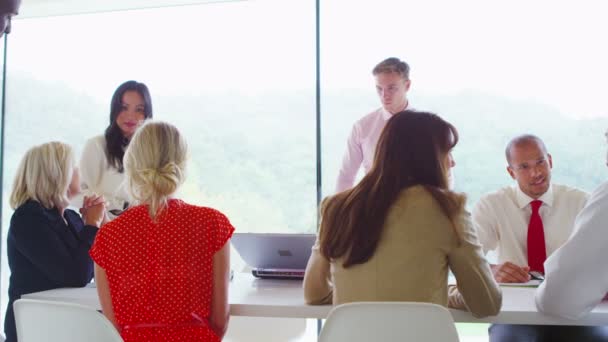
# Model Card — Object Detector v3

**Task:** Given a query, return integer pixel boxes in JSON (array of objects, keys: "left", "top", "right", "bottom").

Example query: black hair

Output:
[{"left": 104, "top": 80, "right": 153, "bottom": 172}]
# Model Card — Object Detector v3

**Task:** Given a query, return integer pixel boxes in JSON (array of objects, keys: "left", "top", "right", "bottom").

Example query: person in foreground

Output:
[
  {"left": 534, "top": 130, "right": 608, "bottom": 340},
  {"left": 4, "top": 142, "right": 105, "bottom": 342},
  {"left": 77, "top": 80, "right": 153, "bottom": 218},
  {"left": 335, "top": 57, "right": 413, "bottom": 192},
  {"left": 90, "top": 121, "right": 235, "bottom": 341},
  {"left": 304, "top": 110, "right": 501, "bottom": 318}
]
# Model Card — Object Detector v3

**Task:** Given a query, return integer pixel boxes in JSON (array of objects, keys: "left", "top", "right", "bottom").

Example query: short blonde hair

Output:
[
  {"left": 10, "top": 142, "right": 75, "bottom": 210},
  {"left": 124, "top": 121, "right": 188, "bottom": 219}
]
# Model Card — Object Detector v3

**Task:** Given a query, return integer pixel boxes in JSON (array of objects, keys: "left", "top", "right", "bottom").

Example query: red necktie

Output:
[{"left": 527, "top": 200, "right": 546, "bottom": 274}]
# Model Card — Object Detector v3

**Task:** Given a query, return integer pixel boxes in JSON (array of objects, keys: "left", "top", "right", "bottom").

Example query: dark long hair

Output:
[
  {"left": 319, "top": 110, "right": 464, "bottom": 268},
  {"left": 104, "top": 80, "right": 153, "bottom": 172}
]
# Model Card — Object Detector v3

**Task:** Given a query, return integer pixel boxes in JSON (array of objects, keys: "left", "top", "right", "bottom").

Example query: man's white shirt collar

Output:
[{"left": 515, "top": 184, "right": 555, "bottom": 209}]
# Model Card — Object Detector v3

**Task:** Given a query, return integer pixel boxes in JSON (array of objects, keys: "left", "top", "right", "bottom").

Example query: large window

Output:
[
  {"left": 320, "top": 4, "right": 608, "bottom": 337},
  {"left": 3, "top": 0, "right": 608, "bottom": 340},
  {"left": 321, "top": 0, "right": 608, "bottom": 203},
  {"left": 1, "top": 0, "right": 315, "bottom": 331}
]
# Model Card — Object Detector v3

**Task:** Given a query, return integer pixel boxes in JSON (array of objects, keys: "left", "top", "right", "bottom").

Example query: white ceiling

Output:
[{"left": 18, "top": 0, "right": 240, "bottom": 18}]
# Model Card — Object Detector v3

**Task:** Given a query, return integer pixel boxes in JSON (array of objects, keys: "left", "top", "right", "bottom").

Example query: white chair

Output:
[
  {"left": 14, "top": 299, "right": 123, "bottom": 342},
  {"left": 319, "top": 302, "right": 460, "bottom": 342}
]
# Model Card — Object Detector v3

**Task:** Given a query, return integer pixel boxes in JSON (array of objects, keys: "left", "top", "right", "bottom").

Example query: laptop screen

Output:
[{"left": 231, "top": 233, "right": 316, "bottom": 278}]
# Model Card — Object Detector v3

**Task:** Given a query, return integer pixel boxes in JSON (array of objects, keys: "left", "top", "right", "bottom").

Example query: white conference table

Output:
[{"left": 23, "top": 273, "right": 608, "bottom": 326}]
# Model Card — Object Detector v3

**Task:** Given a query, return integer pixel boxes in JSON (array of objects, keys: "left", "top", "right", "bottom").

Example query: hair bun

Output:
[{"left": 139, "top": 162, "right": 182, "bottom": 197}]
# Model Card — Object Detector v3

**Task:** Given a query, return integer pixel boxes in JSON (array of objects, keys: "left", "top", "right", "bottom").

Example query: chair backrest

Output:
[
  {"left": 319, "top": 302, "right": 460, "bottom": 342},
  {"left": 14, "top": 299, "right": 123, "bottom": 342}
]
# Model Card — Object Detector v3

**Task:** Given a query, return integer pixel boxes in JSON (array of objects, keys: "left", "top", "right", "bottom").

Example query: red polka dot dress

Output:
[{"left": 90, "top": 199, "right": 234, "bottom": 342}]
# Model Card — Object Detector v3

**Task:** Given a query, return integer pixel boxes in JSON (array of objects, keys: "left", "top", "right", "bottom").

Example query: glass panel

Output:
[
  {"left": 321, "top": 0, "right": 608, "bottom": 203},
  {"left": 1, "top": 0, "right": 315, "bottom": 325},
  {"left": 321, "top": 3, "right": 608, "bottom": 339}
]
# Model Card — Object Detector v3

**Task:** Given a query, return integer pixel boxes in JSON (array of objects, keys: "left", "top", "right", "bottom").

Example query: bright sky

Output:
[{"left": 9, "top": 0, "right": 608, "bottom": 118}]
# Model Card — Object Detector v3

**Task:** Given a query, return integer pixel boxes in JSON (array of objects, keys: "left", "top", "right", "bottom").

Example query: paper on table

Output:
[
  {"left": 448, "top": 275, "right": 541, "bottom": 287},
  {"left": 499, "top": 279, "right": 542, "bottom": 287}
]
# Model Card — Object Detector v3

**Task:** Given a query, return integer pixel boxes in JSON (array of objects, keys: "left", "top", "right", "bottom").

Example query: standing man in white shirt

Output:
[
  {"left": 335, "top": 57, "right": 412, "bottom": 192},
  {"left": 534, "top": 130, "right": 608, "bottom": 340},
  {"left": 472, "top": 134, "right": 600, "bottom": 341}
]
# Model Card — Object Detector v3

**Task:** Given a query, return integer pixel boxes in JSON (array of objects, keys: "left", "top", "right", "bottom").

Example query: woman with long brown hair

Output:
[{"left": 304, "top": 110, "right": 501, "bottom": 318}]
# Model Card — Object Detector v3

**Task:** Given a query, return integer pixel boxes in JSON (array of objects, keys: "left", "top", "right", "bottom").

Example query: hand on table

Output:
[{"left": 491, "top": 262, "right": 531, "bottom": 283}]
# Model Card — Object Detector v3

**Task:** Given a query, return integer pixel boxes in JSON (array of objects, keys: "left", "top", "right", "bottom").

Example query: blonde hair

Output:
[
  {"left": 10, "top": 142, "right": 75, "bottom": 210},
  {"left": 124, "top": 121, "right": 188, "bottom": 219}
]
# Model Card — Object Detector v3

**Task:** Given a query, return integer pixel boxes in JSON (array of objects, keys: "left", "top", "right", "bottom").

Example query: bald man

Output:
[{"left": 473, "top": 134, "right": 608, "bottom": 342}]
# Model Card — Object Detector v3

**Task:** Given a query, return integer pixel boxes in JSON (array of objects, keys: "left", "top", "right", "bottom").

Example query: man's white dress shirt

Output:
[
  {"left": 536, "top": 181, "right": 608, "bottom": 319},
  {"left": 472, "top": 184, "right": 588, "bottom": 266}
]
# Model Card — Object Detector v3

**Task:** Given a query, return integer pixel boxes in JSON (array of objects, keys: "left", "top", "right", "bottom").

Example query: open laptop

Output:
[{"left": 231, "top": 233, "right": 316, "bottom": 279}]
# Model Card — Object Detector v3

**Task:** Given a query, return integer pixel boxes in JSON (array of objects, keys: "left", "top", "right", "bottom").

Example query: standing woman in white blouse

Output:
[{"left": 78, "top": 80, "right": 153, "bottom": 218}]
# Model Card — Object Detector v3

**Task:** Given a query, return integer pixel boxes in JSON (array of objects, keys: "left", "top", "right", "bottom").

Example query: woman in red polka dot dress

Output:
[{"left": 90, "top": 121, "right": 234, "bottom": 341}]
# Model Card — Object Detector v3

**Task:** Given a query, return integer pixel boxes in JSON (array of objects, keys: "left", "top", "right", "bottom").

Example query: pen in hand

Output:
[{"left": 529, "top": 271, "right": 545, "bottom": 281}]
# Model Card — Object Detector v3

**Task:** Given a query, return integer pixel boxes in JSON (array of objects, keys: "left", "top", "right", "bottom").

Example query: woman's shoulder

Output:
[
  {"left": 12, "top": 200, "right": 58, "bottom": 219},
  {"left": 388, "top": 187, "right": 467, "bottom": 243},
  {"left": 400, "top": 185, "right": 464, "bottom": 202},
  {"left": 81, "top": 135, "right": 108, "bottom": 161},
  {"left": 9, "top": 201, "right": 59, "bottom": 232},
  {"left": 396, "top": 185, "right": 435, "bottom": 205},
  {"left": 169, "top": 200, "right": 231, "bottom": 222},
  {"left": 113, "top": 201, "right": 225, "bottom": 219},
  {"left": 119, "top": 203, "right": 149, "bottom": 218},
  {"left": 185, "top": 202, "right": 227, "bottom": 217},
  {"left": 83, "top": 134, "right": 106, "bottom": 148},
  {"left": 111, "top": 201, "right": 232, "bottom": 228},
  {"left": 394, "top": 185, "right": 466, "bottom": 218},
  {"left": 94, "top": 206, "right": 146, "bottom": 243}
]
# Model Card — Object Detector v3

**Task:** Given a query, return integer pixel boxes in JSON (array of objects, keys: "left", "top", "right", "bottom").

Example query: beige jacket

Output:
[{"left": 303, "top": 186, "right": 502, "bottom": 318}]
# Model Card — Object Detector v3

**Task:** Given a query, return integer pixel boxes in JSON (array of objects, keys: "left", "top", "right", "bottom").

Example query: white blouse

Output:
[{"left": 75, "top": 135, "right": 131, "bottom": 216}]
